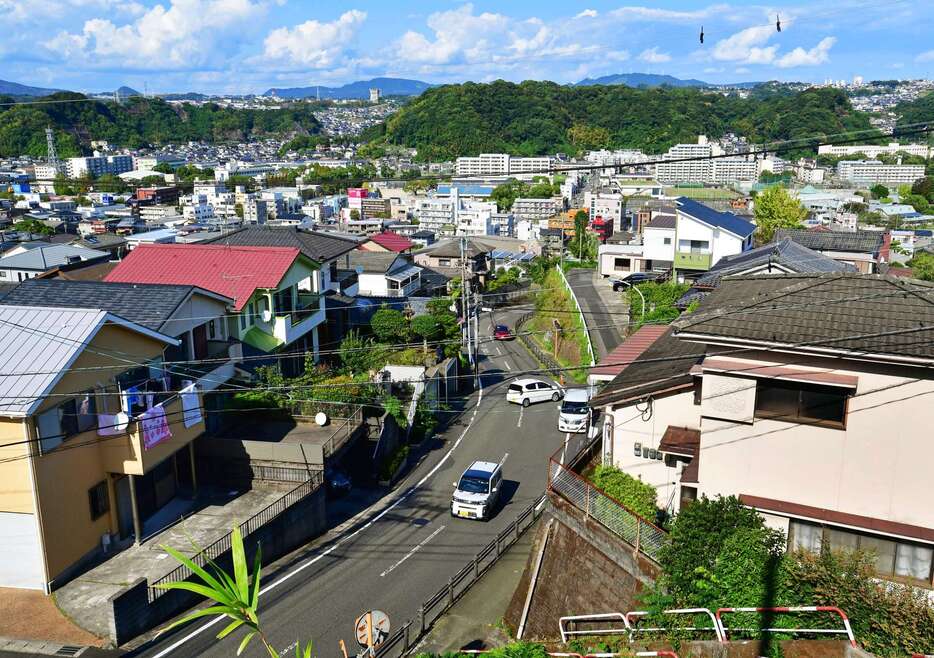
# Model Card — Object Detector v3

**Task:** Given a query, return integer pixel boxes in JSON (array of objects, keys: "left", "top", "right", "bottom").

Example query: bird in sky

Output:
[{"left": 699, "top": 25, "right": 705, "bottom": 44}]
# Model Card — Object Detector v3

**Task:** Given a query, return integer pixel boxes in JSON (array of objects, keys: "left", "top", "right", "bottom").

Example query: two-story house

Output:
[
  {"left": 105, "top": 244, "right": 327, "bottom": 375},
  {"left": 0, "top": 305, "right": 207, "bottom": 591},
  {"left": 0, "top": 279, "right": 238, "bottom": 397},
  {"left": 606, "top": 198, "right": 756, "bottom": 279},
  {"left": 591, "top": 273, "right": 934, "bottom": 589},
  {"left": 347, "top": 251, "right": 423, "bottom": 298}
]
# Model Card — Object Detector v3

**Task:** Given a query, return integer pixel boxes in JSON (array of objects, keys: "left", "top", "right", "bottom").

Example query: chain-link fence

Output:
[{"left": 548, "top": 458, "right": 666, "bottom": 562}]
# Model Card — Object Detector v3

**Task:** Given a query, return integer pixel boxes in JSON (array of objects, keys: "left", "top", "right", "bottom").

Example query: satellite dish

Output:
[{"left": 315, "top": 412, "right": 329, "bottom": 426}]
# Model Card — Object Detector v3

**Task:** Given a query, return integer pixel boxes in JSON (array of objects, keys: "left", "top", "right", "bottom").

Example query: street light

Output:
[{"left": 617, "top": 279, "right": 646, "bottom": 323}]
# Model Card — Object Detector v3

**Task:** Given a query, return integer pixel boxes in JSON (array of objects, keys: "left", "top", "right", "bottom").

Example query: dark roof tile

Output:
[{"left": 201, "top": 226, "right": 357, "bottom": 262}]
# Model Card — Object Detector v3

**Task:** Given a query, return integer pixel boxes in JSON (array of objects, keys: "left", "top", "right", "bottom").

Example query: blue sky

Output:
[{"left": 3, "top": 0, "right": 933, "bottom": 94}]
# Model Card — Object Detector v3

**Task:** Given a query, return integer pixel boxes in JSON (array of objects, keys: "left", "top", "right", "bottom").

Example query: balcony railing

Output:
[{"left": 674, "top": 251, "right": 712, "bottom": 270}]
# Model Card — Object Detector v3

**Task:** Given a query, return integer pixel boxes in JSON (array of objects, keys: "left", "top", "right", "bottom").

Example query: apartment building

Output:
[
  {"left": 0, "top": 306, "right": 207, "bottom": 590},
  {"left": 416, "top": 188, "right": 498, "bottom": 236},
  {"left": 454, "top": 154, "right": 553, "bottom": 177},
  {"left": 64, "top": 155, "right": 134, "bottom": 179},
  {"left": 818, "top": 142, "right": 932, "bottom": 159},
  {"left": 592, "top": 273, "right": 934, "bottom": 589},
  {"left": 710, "top": 156, "right": 759, "bottom": 184},
  {"left": 655, "top": 136, "right": 722, "bottom": 184},
  {"left": 585, "top": 190, "right": 625, "bottom": 231},
  {"left": 836, "top": 160, "right": 925, "bottom": 185},
  {"left": 512, "top": 197, "right": 561, "bottom": 221}
]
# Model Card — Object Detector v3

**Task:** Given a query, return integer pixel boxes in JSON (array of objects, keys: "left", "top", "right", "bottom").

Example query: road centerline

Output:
[{"left": 380, "top": 524, "right": 446, "bottom": 578}]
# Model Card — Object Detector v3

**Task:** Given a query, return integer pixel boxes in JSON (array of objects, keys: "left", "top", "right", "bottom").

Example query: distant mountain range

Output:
[
  {"left": 575, "top": 72, "right": 764, "bottom": 89},
  {"left": 264, "top": 77, "right": 434, "bottom": 99},
  {"left": 0, "top": 79, "right": 62, "bottom": 97}
]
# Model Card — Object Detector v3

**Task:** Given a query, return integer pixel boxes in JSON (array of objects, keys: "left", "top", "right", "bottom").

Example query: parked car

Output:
[
  {"left": 611, "top": 272, "right": 661, "bottom": 291},
  {"left": 451, "top": 460, "right": 503, "bottom": 521},
  {"left": 325, "top": 467, "right": 352, "bottom": 496},
  {"left": 506, "top": 377, "right": 564, "bottom": 407},
  {"left": 493, "top": 324, "right": 513, "bottom": 340}
]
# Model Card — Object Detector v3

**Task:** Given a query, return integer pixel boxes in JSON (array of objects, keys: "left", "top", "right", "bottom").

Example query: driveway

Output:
[{"left": 564, "top": 269, "right": 627, "bottom": 360}]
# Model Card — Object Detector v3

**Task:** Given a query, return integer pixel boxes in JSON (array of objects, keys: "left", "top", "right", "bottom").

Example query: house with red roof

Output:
[
  {"left": 105, "top": 244, "right": 326, "bottom": 370},
  {"left": 357, "top": 230, "right": 414, "bottom": 254}
]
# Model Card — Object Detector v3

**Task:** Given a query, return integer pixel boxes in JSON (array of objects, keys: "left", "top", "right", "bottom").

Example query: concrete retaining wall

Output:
[{"left": 108, "top": 484, "right": 327, "bottom": 645}]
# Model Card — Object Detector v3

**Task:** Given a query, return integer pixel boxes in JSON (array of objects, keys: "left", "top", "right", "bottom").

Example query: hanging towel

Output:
[
  {"left": 140, "top": 405, "right": 172, "bottom": 450},
  {"left": 97, "top": 412, "right": 129, "bottom": 436},
  {"left": 180, "top": 382, "right": 203, "bottom": 428}
]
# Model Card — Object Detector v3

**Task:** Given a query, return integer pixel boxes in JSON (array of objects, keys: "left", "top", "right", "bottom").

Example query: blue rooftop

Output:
[
  {"left": 676, "top": 197, "right": 755, "bottom": 238},
  {"left": 438, "top": 184, "right": 494, "bottom": 197}
]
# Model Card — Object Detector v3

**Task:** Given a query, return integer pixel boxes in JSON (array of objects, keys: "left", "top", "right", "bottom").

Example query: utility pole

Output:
[{"left": 461, "top": 237, "right": 473, "bottom": 371}]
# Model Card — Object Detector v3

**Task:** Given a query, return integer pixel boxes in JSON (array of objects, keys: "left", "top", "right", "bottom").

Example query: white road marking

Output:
[
  {"left": 499, "top": 452, "right": 510, "bottom": 467},
  {"left": 496, "top": 346, "right": 503, "bottom": 356},
  {"left": 561, "top": 433, "right": 571, "bottom": 464},
  {"left": 380, "top": 525, "right": 446, "bottom": 578},
  {"left": 149, "top": 355, "right": 488, "bottom": 657},
  {"left": 517, "top": 405, "right": 523, "bottom": 428},
  {"left": 503, "top": 360, "right": 512, "bottom": 371}
]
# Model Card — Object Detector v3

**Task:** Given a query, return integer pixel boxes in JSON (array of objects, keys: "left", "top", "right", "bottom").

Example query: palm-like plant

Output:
[{"left": 155, "top": 527, "right": 312, "bottom": 658}]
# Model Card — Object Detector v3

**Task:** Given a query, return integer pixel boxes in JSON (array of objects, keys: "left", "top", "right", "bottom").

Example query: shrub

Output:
[
  {"left": 338, "top": 330, "right": 385, "bottom": 374},
  {"left": 411, "top": 314, "right": 444, "bottom": 342},
  {"left": 371, "top": 307, "right": 409, "bottom": 343},
  {"left": 589, "top": 465, "right": 658, "bottom": 520}
]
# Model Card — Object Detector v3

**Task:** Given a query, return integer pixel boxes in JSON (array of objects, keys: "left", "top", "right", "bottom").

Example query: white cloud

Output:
[
  {"left": 638, "top": 47, "right": 671, "bottom": 63},
  {"left": 775, "top": 36, "right": 835, "bottom": 68},
  {"left": 916, "top": 50, "right": 934, "bottom": 63},
  {"left": 263, "top": 10, "right": 366, "bottom": 67},
  {"left": 45, "top": 0, "right": 266, "bottom": 68},
  {"left": 609, "top": 5, "right": 724, "bottom": 22},
  {"left": 575, "top": 9, "right": 598, "bottom": 19},
  {"left": 712, "top": 24, "right": 778, "bottom": 64}
]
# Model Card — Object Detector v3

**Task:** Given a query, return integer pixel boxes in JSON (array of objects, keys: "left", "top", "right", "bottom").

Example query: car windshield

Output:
[
  {"left": 458, "top": 475, "right": 490, "bottom": 493},
  {"left": 561, "top": 401, "right": 589, "bottom": 414},
  {"left": 496, "top": 325, "right": 508, "bottom": 332}
]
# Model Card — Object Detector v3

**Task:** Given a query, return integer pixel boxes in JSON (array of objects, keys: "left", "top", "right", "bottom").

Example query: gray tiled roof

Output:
[
  {"left": 0, "top": 279, "right": 227, "bottom": 333},
  {"left": 674, "top": 273, "right": 934, "bottom": 361},
  {"left": 695, "top": 238, "right": 855, "bottom": 287},
  {"left": 0, "top": 244, "right": 109, "bottom": 271},
  {"left": 347, "top": 251, "right": 402, "bottom": 273},
  {"left": 201, "top": 226, "right": 357, "bottom": 262},
  {"left": 644, "top": 214, "right": 676, "bottom": 229},
  {"left": 776, "top": 228, "right": 884, "bottom": 255}
]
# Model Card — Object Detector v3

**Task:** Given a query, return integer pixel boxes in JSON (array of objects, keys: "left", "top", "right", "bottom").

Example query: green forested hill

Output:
[
  {"left": 0, "top": 92, "right": 322, "bottom": 157},
  {"left": 363, "top": 80, "right": 876, "bottom": 160},
  {"left": 895, "top": 91, "right": 934, "bottom": 129}
]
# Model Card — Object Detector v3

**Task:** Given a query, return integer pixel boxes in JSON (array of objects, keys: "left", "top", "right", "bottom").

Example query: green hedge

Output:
[{"left": 589, "top": 465, "right": 657, "bottom": 520}]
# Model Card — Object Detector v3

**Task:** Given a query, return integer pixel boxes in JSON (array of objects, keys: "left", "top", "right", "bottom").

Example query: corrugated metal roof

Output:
[
  {"left": 676, "top": 197, "right": 755, "bottom": 238},
  {"left": 590, "top": 325, "right": 668, "bottom": 377},
  {"left": 0, "top": 245, "right": 109, "bottom": 271},
  {"left": 0, "top": 306, "right": 175, "bottom": 417}
]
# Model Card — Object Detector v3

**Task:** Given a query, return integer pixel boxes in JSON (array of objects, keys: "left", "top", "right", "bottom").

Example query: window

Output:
[
  {"left": 239, "top": 313, "right": 246, "bottom": 331},
  {"left": 36, "top": 398, "right": 82, "bottom": 454},
  {"left": 0, "top": 271, "right": 6, "bottom": 278},
  {"left": 791, "top": 520, "right": 933, "bottom": 583},
  {"left": 754, "top": 379, "right": 849, "bottom": 427},
  {"left": 88, "top": 481, "right": 109, "bottom": 520},
  {"left": 614, "top": 258, "right": 631, "bottom": 271},
  {"left": 663, "top": 237, "right": 671, "bottom": 245}
]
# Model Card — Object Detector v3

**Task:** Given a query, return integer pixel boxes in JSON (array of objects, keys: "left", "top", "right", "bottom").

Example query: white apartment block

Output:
[
  {"left": 415, "top": 188, "right": 498, "bottom": 236},
  {"left": 585, "top": 191, "right": 625, "bottom": 231},
  {"left": 655, "top": 136, "right": 723, "bottom": 184},
  {"left": 454, "top": 154, "right": 553, "bottom": 177},
  {"left": 818, "top": 142, "right": 932, "bottom": 159},
  {"left": 64, "top": 155, "right": 133, "bottom": 178},
  {"left": 585, "top": 149, "right": 649, "bottom": 166},
  {"left": 710, "top": 156, "right": 759, "bottom": 184},
  {"left": 835, "top": 160, "right": 925, "bottom": 186},
  {"left": 33, "top": 164, "right": 59, "bottom": 181},
  {"left": 511, "top": 197, "right": 561, "bottom": 220}
]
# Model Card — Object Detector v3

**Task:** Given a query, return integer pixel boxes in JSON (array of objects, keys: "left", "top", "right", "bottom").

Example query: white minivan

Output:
[
  {"left": 451, "top": 460, "right": 503, "bottom": 521},
  {"left": 506, "top": 377, "right": 564, "bottom": 407},
  {"left": 558, "top": 388, "right": 591, "bottom": 433}
]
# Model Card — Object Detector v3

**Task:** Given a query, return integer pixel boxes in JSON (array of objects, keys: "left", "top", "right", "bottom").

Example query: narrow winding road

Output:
[
  {"left": 130, "top": 307, "right": 570, "bottom": 658},
  {"left": 564, "top": 269, "right": 625, "bottom": 360}
]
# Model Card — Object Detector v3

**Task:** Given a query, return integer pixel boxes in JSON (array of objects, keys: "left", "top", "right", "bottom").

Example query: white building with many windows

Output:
[
  {"left": 454, "top": 154, "right": 553, "bottom": 176},
  {"left": 818, "top": 142, "right": 932, "bottom": 159},
  {"left": 64, "top": 155, "right": 133, "bottom": 178},
  {"left": 655, "top": 136, "right": 723, "bottom": 184},
  {"left": 835, "top": 160, "right": 925, "bottom": 185}
]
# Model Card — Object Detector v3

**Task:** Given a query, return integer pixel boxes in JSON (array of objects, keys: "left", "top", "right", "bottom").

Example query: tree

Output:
[
  {"left": 908, "top": 252, "right": 934, "bottom": 281},
  {"left": 234, "top": 203, "right": 244, "bottom": 219},
  {"left": 410, "top": 315, "right": 443, "bottom": 352},
  {"left": 753, "top": 185, "right": 807, "bottom": 245},
  {"left": 13, "top": 218, "right": 53, "bottom": 237},
  {"left": 911, "top": 176, "right": 934, "bottom": 202},
  {"left": 370, "top": 307, "right": 408, "bottom": 343},
  {"left": 152, "top": 162, "right": 174, "bottom": 174},
  {"left": 349, "top": 208, "right": 360, "bottom": 220},
  {"left": 338, "top": 330, "right": 379, "bottom": 374},
  {"left": 904, "top": 194, "right": 930, "bottom": 214},
  {"left": 870, "top": 183, "right": 889, "bottom": 200},
  {"left": 491, "top": 179, "right": 526, "bottom": 212}
]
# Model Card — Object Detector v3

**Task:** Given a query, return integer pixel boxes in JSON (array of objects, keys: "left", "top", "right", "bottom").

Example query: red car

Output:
[{"left": 493, "top": 324, "right": 513, "bottom": 340}]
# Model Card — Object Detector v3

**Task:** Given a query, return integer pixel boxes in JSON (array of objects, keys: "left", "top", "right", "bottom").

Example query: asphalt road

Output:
[
  {"left": 564, "top": 269, "right": 624, "bottom": 360},
  {"left": 129, "top": 307, "right": 570, "bottom": 658}
]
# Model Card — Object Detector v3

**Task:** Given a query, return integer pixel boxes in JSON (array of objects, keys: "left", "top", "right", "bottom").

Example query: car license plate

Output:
[{"left": 458, "top": 510, "right": 471, "bottom": 518}]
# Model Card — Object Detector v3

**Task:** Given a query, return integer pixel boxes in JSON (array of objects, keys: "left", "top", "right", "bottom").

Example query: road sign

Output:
[{"left": 355, "top": 610, "right": 390, "bottom": 649}]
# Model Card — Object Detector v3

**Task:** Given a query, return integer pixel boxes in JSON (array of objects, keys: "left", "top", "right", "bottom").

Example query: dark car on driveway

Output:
[{"left": 611, "top": 272, "right": 661, "bottom": 291}]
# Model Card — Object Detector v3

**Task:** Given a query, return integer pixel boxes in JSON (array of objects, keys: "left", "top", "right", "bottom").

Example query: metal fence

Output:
[
  {"left": 147, "top": 476, "right": 320, "bottom": 602},
  {"left": 555, "top": 265, "right": 595, "bottom": 367},
  {"left": 287, "top": 403, "right": 364, "bottom": 458},
  {"left": 374, "top": 497, "right": 546, "bottom": 658},
  {"left": 516, "top": 311, "right": 562, "bottom": 375},
  {"left": 548, "top": 458, "right": 667, "bottom": 563}
]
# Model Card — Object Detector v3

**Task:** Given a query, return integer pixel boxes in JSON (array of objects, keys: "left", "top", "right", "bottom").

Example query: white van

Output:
[
  {"left": 558, "top": 388, "right": 591, "bottom": 433},
  {"left": 451, "top": 460, "right": 503, "bottom": 521}
]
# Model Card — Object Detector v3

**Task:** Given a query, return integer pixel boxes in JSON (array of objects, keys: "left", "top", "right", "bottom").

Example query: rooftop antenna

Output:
[{"left": 45, "top": 126, "right": 61, "bottom": 174}]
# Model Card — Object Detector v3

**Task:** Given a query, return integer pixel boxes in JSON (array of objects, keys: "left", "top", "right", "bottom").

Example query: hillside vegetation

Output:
[
  {"left": 0, "top": 92, "right": 322, "bottom": 157},
  {"left": 363, "top": 80, "right": 876, "bottom": 160}
]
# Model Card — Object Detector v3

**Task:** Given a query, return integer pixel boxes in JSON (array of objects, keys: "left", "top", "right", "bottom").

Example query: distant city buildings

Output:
[
  {"left": 369, "top": 88, "right": 381, "bottom": 103},
  {"left": 63, "top": 154, "right": 133, "bottom": 178},
  {"left": 835, "top": 160, "right": 926, "bottom": 185},
  {"left": 818, "top": 142, "right": 932, "bottom": 159},
  {"left": 454, "top": 154, "right": 553, "bottom": 177}
]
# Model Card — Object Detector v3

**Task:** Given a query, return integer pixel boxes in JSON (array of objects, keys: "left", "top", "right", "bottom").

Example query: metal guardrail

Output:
[
  {"left": 374, "top": 497, "right": 546, "bottom": 658},
  {"left": 555, "top": 265, "right": 595, "bottom": 367},
  {"left": 147, "top": 477, "right": 320, "bottom": 602},
  {"left": 548, "top": 457, "right": 667, "bottom": 563},
  {"left": 515, "top": 311, "right": 562, "bottom": 375}
]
